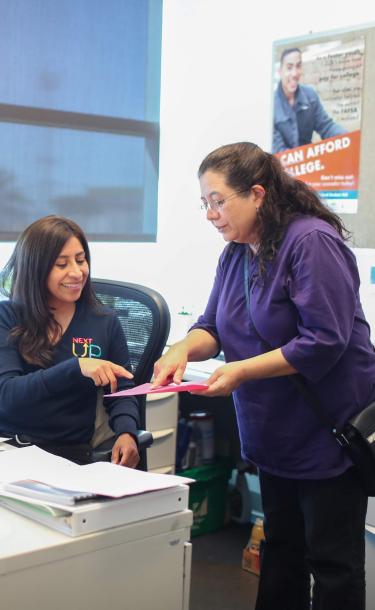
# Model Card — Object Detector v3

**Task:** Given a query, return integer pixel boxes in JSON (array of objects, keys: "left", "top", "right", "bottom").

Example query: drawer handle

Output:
[{"left": 152, "top": 428, "right": 174, "bottom": 442}]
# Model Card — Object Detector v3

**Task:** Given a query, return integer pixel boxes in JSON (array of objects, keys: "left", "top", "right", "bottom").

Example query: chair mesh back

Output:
[
  {"left": 94, "top": 293, "right": 153, "bottom": 375},
  {"left": 92, "top": 280, "right": 171, "bottom": 427}
]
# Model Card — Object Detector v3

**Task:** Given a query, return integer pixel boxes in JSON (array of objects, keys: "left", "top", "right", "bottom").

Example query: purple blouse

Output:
[{"left": 192, "top": 216, "right": 375, "bottom": 478}]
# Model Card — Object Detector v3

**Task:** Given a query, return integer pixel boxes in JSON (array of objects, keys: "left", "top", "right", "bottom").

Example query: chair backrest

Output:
[{"left": 91, "top": 279, "right": 171, "bottom": 430}]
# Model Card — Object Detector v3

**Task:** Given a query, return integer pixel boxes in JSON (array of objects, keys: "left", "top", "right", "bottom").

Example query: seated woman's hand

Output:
[
  {"left": 153, "top": 343, "right": 189, "bottom": 386},
  {"left": 78, "top": 358, "right": 133, "bottom": 393},
  {"left": 111, "top": 433, "right": 140, "bottom": 467}
]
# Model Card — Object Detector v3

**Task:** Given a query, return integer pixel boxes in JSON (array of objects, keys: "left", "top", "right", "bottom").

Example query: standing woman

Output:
[
  {"left": 0, "top": 215, "right": 140, "bottom": 467},
  {"left": 153, "top": 142, "right": 375, "bottom": 609}
]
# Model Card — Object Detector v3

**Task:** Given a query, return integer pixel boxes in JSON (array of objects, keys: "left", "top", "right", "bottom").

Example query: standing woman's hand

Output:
[
  {"left": 152, "top": 342, "right": 189, "bottom": 386},
  {"left": 78, "top": 358, "right": 133, "bottom": 393},
  {"left": 192, "top": 361, "right": 247, "bottom": 397}
]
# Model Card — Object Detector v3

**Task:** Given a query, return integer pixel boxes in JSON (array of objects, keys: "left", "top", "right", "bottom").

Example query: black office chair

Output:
[{"left": 91, "top": 279, "right": 171, "bottom": 470}]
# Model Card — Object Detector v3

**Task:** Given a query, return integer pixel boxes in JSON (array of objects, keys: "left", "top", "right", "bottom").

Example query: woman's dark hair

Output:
[
  {"left": 0, "top": 215, "right": 99, "bottom": 367},
  {"left": 198, "top": 142, "right": 349, "bottom": 271}
]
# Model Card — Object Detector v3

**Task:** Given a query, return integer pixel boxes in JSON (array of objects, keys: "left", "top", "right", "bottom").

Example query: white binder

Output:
[{"left": 0, "top": 484, "right": 190, "bottom": 537}]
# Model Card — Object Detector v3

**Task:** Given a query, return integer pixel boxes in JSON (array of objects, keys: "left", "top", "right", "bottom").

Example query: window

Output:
[{"left": 0, "top": 0, "right": 162, "bottom": 241}]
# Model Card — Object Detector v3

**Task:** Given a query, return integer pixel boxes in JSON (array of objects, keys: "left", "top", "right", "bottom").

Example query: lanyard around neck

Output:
[{"left": 243, "top": 248, "right": 258, "bottom": 311}]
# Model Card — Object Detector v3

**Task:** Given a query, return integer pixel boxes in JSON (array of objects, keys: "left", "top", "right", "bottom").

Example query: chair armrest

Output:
[{"left": 136, "top": 429, "right": 154, "bottom": 449}]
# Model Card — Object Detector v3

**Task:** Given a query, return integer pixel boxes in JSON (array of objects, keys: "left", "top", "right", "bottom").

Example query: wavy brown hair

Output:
[
  {"left": 0, "top": 215, "right": 99, "bottom": 367},
  {"left": 198, "top": 142, "right": 349, "bottom": 271}
]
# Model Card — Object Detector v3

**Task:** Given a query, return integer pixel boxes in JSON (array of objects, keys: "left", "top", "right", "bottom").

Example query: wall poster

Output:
[{"left": 272, "top": 35, "right": 365, "bottom": 213}]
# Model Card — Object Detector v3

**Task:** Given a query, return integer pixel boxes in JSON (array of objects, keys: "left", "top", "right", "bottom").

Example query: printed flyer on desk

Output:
[{"left": 272, "top": 34, "right": 365, "bottom": 213}]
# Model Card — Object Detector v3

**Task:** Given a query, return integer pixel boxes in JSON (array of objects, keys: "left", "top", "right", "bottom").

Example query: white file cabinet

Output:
[
  {"left": 0, "top": 504, "right": 192, "bottom": 610},
  {"left": 146, "top": 392, "right": 178, "bottom": 474}
]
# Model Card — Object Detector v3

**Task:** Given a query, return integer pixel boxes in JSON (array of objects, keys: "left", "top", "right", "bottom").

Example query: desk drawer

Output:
[
  {"left": 146, "top": 392, "right": 178, "bottom": 432},
  {"left": 147, "top": 427, "right": 176, "bottom": 470}
]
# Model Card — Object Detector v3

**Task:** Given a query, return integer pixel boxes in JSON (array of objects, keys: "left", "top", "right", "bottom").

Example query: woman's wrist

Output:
[{"left": 232, "top": 360, "right": 252, "bottom": 385}]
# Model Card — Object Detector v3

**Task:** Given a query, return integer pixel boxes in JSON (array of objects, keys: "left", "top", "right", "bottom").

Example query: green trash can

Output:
[{"left": 178, "top": 460, "right": 232, "bottom": 537}]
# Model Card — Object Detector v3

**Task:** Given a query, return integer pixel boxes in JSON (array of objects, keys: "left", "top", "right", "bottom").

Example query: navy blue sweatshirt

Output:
[{"left": 0, "top": 300, "right": 139, "bottom": 443}]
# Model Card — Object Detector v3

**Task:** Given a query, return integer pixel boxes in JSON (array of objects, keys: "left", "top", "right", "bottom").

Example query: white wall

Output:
[{"left": 1, "top": 0, "right": 375, "bottom": 337}]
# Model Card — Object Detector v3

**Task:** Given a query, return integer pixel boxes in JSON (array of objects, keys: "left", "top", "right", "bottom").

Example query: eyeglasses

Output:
[{"left": 200, "top": 189, "right": 250, "bottom": 212}]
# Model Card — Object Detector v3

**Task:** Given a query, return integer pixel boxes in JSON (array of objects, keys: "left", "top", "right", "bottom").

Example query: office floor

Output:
[{"left": 190, "top": 522, "right": 259, "bottom": 610}]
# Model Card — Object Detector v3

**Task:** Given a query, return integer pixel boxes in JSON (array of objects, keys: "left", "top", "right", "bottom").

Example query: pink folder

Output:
[{"left": 104, "top": 380, "right": 209, "bottom": 398}]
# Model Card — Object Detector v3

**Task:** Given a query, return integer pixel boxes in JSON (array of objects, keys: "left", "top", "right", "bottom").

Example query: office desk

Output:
[
  {"left": 183, "top": 359, "right": 242, "bottom": 463},
  {"left": 183, "top": 359, "right": 260, "bottom": 524},
  {"left": 0, "top": 498, "right": 193, "bottom": 610}
]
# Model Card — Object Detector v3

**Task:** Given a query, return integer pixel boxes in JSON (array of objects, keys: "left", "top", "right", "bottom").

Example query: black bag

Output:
[
  {"left": 339, "top": 401, "right": 375, "bottom": 495},
  {"left": 291, "top": 375, "right": 375, "bottom": 496}
]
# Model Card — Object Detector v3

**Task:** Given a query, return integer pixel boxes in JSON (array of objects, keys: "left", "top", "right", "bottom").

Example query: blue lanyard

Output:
[{"left": 243, "top": 248, "right": 258, "bottom": 311}]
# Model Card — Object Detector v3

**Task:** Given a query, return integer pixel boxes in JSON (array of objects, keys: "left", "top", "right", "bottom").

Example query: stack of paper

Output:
[
  {"left": 2, "top": 480, "right": 97, "bottom": 506},
  {"left": 0, "top": 445, "right": 193, "bottom": 497}
]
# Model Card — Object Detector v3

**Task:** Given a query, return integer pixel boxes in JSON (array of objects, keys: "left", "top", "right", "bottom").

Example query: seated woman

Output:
[{"left": 0, "top": 215, "right": 140, "bottom": 466}]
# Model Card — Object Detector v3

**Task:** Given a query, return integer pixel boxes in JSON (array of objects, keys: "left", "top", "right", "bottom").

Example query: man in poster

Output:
[{"left": 272, "top": 48, "right": 347, "bottom": 153}]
